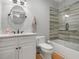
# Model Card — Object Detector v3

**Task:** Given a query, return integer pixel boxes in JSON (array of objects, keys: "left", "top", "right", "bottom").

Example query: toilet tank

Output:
[{"left": 36, "top": 36, "right": 46, "bottom": 45}]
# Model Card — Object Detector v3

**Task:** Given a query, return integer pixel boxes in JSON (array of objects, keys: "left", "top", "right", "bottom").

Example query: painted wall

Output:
[
  {"left": 29, "top": 0, "right": 57, "bottom": 39},
  {"left": 0, "top": 0, "right": 56, "bottom": 39}
]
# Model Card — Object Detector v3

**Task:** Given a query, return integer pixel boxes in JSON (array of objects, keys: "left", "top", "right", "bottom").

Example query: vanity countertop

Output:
[{"left": 0, "top": 33, "right": 36, "bottom": 39}]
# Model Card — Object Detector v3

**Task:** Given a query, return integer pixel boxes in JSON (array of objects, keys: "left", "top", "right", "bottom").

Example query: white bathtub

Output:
[
  {"left": 49, "top": 39, "right": 79, "bottom": 59},
  {"left": 52, "top": 40, "right": 79, "bottom": 51}
]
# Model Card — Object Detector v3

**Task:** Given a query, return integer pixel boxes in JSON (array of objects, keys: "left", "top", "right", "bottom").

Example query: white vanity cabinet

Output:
[
  {"left": 0, "top": 33, "right": 36, "bottom": 59},
  {"left": 19, "top": 42, "right": 36, "bottom": 59},
  {"left": 0, "top": 38, "right": 18, "bottom": 59},
  {"left": 19, "top": 36, "right": 36, "bottom": 59},
  {"left": 0, "top": 46, "right": 18, "bottom": 59}
]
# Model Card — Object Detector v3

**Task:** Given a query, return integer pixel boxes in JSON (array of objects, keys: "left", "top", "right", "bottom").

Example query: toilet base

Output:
[{"left": 42, "top": 52, "right": 52, "bottom": 59}]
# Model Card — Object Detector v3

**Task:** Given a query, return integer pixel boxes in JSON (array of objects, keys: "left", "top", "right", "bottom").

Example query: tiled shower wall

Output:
[
  {"left": 49, "top": 7, "right": 59, "bottom": 40},
  {"left": 59, "top": 1, "right": 79, "bottom": 44},
  {"left": 50, "top": 2, "right": 79, "bottom": 44}
]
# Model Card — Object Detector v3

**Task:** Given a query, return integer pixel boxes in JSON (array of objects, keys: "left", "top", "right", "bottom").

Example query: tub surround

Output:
[
  {"left": 58, "top": 1, "right": 79, "bottom": 44},
  {"left": 49, "top": 1, "right": 79, "bottom": 45},
  {"left": 49, "top": 7, "right": 59, "bottom": 40}
]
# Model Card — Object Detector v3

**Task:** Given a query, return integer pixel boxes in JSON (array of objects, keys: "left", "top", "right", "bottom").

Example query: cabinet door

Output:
[
  {"left": 0, "top": 46, "right": 18, "bottom": 59},
  {"left": 19, "top": 43, "right": 36, "bottom": 59}
]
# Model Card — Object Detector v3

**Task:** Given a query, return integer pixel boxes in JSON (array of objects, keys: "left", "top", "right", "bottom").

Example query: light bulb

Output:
[{"left": 9, "top": 0, "right": 12, "bottom": 2}]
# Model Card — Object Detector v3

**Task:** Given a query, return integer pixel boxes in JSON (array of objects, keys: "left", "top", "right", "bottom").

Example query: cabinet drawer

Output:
[
  {"left": 18, "top": 36, "right": 36, "bottom": 44},
  {"left": 0, "top": 38, "right": 17, "bottom": 48},
  {"left": 0, "top": 45, "right": 17, "bottom": 51}
]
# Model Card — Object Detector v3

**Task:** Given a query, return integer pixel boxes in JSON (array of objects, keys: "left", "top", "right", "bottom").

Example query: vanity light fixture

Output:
[
  {"left": 16, "top": 0, "right": 27, "bottom": 5},
  {"left": 20, "top": 1, "right": 25, "bottom": 5},
  {"left": 13, "top": 0, "right": 17, "bottom": 4},
  {"left": 9, "top": 0, "right": 17, "bottom": 4},
  {"left": 10, "top": 0, "right": 30, "bottom": 6}
]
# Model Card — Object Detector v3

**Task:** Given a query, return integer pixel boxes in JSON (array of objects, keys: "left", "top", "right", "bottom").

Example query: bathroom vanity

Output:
[{"left": 0, "top": 33, "right": 36, "bottom": 59}]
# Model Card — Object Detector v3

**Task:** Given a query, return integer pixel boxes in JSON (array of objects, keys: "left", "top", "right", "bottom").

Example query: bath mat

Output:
[{"left": 51, "top": 52, "right": 64, "bottom": 59}]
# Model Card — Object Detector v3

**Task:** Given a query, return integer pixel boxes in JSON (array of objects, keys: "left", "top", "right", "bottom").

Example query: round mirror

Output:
[{"left": 8, "top": 5, "right": 27, "bottom": 24}]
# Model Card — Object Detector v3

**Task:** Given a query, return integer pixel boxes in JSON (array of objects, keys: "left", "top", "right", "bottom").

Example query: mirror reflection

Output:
[{"left": 8, "top": 5, "right": 27, "bottom": 24}]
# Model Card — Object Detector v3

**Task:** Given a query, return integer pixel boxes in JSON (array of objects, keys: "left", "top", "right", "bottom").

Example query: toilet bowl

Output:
[
  {"left": 39, "top": 43, "right": 54, "bottom": 53},
  {"left": 36, "top": 36, "right": 54, "bottom": 59}
]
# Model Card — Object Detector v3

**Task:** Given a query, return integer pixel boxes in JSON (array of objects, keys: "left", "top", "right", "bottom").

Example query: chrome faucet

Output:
[
  {"left": 17, "top": 29, "right": 20, "bottom": 34},
  {"left": 12, "top": 29, "right": 24, "bottom": 34}
]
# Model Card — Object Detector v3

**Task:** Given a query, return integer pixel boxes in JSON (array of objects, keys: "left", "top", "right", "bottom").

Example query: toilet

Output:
[{"left": 36, "top": 36, "right": 54, "bottom": 59}]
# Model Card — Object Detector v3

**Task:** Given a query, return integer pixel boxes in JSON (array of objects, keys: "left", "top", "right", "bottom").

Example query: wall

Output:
[
  {"left": 0, "top": 0, "right": 56, "bottom": 39},
  {"left": 59, "top": 0, "right": 79, "bottom": 9},
  {"left": 49, "top": 7, "right": 59, "bottom": 40},
  {"left": 0, "top": 1, "right": 2, "bottom": 33},
  {"left": 29, "top": 0, "right": 57, "bottom": 39},
  {"left": 58, "top": 0, "right": 79, "bottom": 43}
]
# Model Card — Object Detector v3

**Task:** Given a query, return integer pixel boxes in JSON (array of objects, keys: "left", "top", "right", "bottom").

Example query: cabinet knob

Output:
[{"left": 16, "top": 47, "right": 21, "bottom": 50}]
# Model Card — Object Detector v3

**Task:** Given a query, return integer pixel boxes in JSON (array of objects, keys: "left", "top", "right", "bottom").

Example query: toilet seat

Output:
[
  {"left": 39, "top": 43, "right": 53, "bottom": 50},
  {"left": 39, "top": 43, "right": 54, "bottom": 53}
]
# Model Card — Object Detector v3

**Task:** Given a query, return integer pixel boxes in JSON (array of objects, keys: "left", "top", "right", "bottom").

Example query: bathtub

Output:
[
  {"left": 49, "top": 39, "right": 79, "bottom": 59},
  {"left": 52, "top": 40, "right": 79, "bottom": 51}
]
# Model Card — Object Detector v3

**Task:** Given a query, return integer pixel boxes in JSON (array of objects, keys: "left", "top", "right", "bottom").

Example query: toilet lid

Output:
[{"left": 39, "top": 43, "right": 53, "bottom": 50}]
